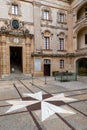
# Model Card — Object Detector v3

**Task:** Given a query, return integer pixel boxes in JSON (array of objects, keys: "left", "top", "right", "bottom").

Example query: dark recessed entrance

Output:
[
  {"left": 44, "top": 59, "right": 51, "bottom": 76},
  {"left": 76, "top": 58, "right": 87, "bottom": 76},
  {"left": 44, "top": 64, "right": 50, "bottom": 76},
  {"left": 10, "top": 47, "right": 22, "bottom": 73}
]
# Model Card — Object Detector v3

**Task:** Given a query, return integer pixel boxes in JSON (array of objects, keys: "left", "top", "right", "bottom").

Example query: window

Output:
[
  {"left": 43, "top": 10, "right": 49, "bottom": 20},
  {"left": 58, "top": 13, "right": 65, "bottom": 23},
  {"left": 44, "top": 37, "right": 50, "bottom": 49},
  {"left": 8, "top": 2, "right": 21, "bottom": 16},
  {"left": 12, "top": 4, "right": 18, "bottom": 15},
  {"left": 44, "top": 59, "right": 51, "bottom": 64},
  {"left": 60, "top": 59, "right": 64, "bottom": 68},
  {"left": 59, "top": 38, "right": 64, "bottom": 50},
  {"left": 42, "top": 7, "right": 52, "bottom": 21},
  {"left": 85, "top": 34, "right": 87, "bottom": 44}
]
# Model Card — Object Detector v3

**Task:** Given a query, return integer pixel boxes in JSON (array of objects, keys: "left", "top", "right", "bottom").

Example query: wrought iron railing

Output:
[{"left": 54, "top": 72, "right": 77, "bottom": 82}]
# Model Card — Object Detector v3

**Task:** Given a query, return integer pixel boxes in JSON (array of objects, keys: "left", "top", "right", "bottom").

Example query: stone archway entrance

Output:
[
  {"left": 76, "top": 58, "right": 87, "bottom": 75},
  {"left": 10, "top": 47, "right": 22, "bottom": 73}
]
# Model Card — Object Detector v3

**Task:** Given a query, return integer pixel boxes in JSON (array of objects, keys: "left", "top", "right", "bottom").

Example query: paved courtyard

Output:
[{"left": 0, "top": 76, "right": 87, "bottom": 130}]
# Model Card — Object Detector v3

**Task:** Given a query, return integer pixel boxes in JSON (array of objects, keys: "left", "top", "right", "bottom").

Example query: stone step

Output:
[{"left": 0, "top": 74, "right": 31, "bottom": 81}]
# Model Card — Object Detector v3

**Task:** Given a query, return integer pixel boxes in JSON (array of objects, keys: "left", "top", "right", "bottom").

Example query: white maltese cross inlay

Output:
[{"left": 6, "top": 91, "right": 77, "bottom": 121}]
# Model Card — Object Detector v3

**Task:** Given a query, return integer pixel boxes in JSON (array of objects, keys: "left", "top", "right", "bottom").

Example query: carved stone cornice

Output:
[
  {"left": 31, "top": 52, "right": 75, "bottom": 57},
  {"left": 32, "top": 51, "right": 87, "bottom": 57},
  {"left": 33, "top": 1, "right": 41, "bottom": 7},
  {"left": 41, "top": 24, "right": 68, "bottom": 30}
]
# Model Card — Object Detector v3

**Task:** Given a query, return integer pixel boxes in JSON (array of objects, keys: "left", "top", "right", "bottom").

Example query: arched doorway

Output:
[
  {"left": 76, "top": 58, "right": 87, "bottom": 75},
  {"left": 44, "top": 59, "right": 51, "bottom": 76}
]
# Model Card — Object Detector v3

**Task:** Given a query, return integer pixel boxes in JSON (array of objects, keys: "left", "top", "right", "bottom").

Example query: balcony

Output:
[
  {"left": 74, "top": 15, "right": 87, "bottom": 28},
  {"left": 75, "top": 48, "right": 87, "bottom": 56}
]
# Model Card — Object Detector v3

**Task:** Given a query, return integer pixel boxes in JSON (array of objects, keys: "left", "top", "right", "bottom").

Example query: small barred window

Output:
[{"left": 60, "top": 59, "right": 64, "bottom": 68}]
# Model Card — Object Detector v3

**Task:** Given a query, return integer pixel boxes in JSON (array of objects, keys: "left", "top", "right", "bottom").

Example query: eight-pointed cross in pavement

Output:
[{"left": 6, "top": 91, "right": 77, "bottom": 121}]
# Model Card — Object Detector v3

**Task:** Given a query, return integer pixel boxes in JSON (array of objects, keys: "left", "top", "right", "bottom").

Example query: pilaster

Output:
[
  {"left": 0, "top": 35, "right": 7, "bottom": 76},
  {"left": 33, "top": 1, "right": 42, "bottom": 52}
]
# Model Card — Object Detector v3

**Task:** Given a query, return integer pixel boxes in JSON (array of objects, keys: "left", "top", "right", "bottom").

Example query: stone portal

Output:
[{"left": 10, "top": 47, "right": 22, "bottom": 73}]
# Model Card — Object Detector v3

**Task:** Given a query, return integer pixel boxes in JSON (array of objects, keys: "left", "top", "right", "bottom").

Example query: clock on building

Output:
[{"left": 12, "top": 20, "right": 19, "bottom": 29}]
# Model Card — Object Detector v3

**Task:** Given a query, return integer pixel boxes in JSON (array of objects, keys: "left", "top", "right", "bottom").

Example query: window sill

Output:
[
  {"left": 41, "top": 18, "right": 52, "bottom": 22},
  {"left": 8, "top": 13, "right": 22, "bottom": 17},
  {"left": 57, "top": 21, "right": 67, "bottom": 24},
  {"left": 43, "top": 49, "right": 52, "bottom": 51},
  {"left": 57, "top": 50, "right": 67, "bottom": 52}
]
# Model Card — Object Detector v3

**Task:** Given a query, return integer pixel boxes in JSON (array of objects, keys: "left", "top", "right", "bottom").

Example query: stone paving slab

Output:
[
  {"left": 64, "top": 113, "right": 87, "bottom": 130},
  {"left": 31, "top": 79, "right": 68, "bottom": 93},
  {"left": 71, "top": 94, "right": 87, "bottom": 100},
  {"left": 21, "top": 80, "right": 42, "bottom": 93},
  {"left": 43, "top": 85, "right": 67, "bottom": 93},
  {"left": 0, "top": 86, "right": 20, "bottom": 100},
  {"left": 15, "top": 81, "right": 31, "bottom": 94},
  {"left": 33, "top": 110, "right": 71, "bottom": 130},
  {"left": 70, "top": 101, "right": 87, "bottom": 115},
  {"left": 42, "top": 115, "right": 71, "bottom": 130},
  {"left": 51, "top": 81, "right": 87, "bottom": 90},
  {"left": 0, "top": 112, "right": 37, "bottom": 130}
]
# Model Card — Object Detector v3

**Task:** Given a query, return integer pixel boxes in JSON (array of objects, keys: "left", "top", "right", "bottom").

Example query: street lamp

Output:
[
  {"left": 31, "top": 68, "right": 34, "bottom": 85},
  {"left": 32, "top": 73, "right": 34, "bottom": 85}
]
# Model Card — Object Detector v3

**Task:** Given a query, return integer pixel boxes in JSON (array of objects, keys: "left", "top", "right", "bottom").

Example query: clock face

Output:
[
  {"left": 13, "top": 38, "right": 19, "bottom": 44},
  {"left": 12, "top": 20, "right": 19, "bottom": 29}
]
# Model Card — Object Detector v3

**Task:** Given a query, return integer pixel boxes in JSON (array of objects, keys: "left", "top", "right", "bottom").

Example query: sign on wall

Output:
[{"left": 35, "top": 59, "right": 41, "bottom": 71}]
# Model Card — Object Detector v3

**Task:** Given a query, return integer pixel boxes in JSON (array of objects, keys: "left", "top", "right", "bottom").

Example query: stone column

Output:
[{"left": 33, "top": 2, "right": 42, "bottom": 52}]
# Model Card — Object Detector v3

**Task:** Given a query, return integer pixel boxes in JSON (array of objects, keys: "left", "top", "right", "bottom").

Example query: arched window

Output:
[
  {"left": 42, "top": 30, "right": 53, "bottom": 50},
  {"left": 57, "top": 32, "right": 66, "bottom": 51},
  {"left": 44, "top": 37, "right": 50, "bottom": 49},
  {"left": 59, "top": 38, "right": 64, "bottom": 50}
]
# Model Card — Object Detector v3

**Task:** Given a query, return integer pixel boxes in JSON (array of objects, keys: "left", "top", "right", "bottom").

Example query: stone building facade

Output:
[{"left": 0, "top": 0, "right": 87, "bottom": 77}]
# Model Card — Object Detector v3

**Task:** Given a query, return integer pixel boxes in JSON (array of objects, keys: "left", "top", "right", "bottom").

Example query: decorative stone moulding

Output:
[
  {"left": 0, "top": 19, "right": 33, "bottom": 38},
  {"left": 10, "top": 19, "right": 24, "bottom": 30},
  {"left": 0, "top": 26, "right": 7, "bottom": 33}
]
